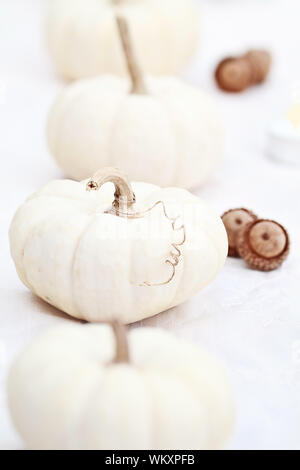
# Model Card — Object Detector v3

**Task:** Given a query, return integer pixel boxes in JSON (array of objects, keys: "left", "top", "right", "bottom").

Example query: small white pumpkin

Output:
[
  {"left": 47, "top": 0, "right": 200, "bottom": 80},
  {"left": 47, "top": 16, "right": 223, "bottom": 188},
  {"left": 7, "top": 322, "right": 234, "bottom": 450},
  {"left": 9, "top": 167, "right": 227, "bottom": 323}
]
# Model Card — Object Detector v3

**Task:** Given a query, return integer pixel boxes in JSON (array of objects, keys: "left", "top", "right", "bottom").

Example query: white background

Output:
[{"left": 0, "top": 0, "right": 300, "bottom": 450}]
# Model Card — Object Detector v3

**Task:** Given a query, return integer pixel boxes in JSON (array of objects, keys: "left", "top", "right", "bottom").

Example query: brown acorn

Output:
[
  {"left": 215, "top": 57, "right": 253, "bottom": 92},
  {"left": 237, "top": 219, "right": 290, "bottom": 271},
  {"left": 221, "top": 208, "right": 258, "bottom": 257},
  {"left": 245, "top": 50, "right": 272, "bottom": 84}
]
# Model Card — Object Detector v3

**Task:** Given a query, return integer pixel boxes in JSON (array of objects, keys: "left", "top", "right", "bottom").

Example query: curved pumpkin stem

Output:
[{"left": 87, "top": 166, "right": 136, "bottom": 216}]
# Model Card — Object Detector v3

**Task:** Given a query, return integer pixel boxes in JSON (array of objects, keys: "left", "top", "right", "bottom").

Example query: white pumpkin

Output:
[
  {"left": 7, "top": 322, "right": 234, "bottom": 450},
  {"left": 9, "top": 167, "right": 228, "bottom": 323},
  {"left": 47, "top": 16, "right": 223, "bottom": 188},
  {"left": 47, "top": 0, "right": 200, "bottom": 80}
]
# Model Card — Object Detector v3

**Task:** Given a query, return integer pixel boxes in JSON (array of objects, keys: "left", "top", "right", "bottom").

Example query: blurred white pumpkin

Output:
[
  {"left": 7, "top": 322, "right": 234, "bottom": 450},
  {"left": 47, "top": 16, "right": 223, "bottom": 188},
  {"left": 47, "top": 0, "right": 200, "bottom": 80},
  {"left": 9, "top": 167, "right": 228, "bottom": 323}
]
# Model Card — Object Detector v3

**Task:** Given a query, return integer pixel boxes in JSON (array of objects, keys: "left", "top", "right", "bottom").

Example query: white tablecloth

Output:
[{"left": 0, "top": 0, "right": 299, "bottom": 450}]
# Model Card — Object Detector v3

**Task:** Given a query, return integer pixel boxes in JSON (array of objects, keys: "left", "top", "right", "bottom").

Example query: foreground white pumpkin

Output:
[
  {"left": 9, "top": 168, "right": 227, "bottom": 323},
  {"left": 47, "top": 0, "right": 200, "bottom": 80},
  {"left": 47, "top": 16, "right": 223, "bottom": 188},
  {"left": 7, "top": 322, "right": 234, "bottom": 450}
]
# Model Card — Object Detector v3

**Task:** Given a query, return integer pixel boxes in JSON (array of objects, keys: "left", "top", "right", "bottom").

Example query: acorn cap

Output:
[
  {"left": 221, "top": 208, "right": 258, "bottom": 257},
  {"left": 237, "top": 219, "right": 290, "bottom": 271}
]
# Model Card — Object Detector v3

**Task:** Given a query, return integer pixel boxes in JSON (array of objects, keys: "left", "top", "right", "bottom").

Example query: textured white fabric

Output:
[{"left": 0, "top": 0, "right": 299, "bottom": 450}]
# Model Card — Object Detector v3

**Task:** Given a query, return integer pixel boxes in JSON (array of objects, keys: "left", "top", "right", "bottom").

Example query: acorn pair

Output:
[
  {"left": 221, "top": 208, "right": 290, "bottom": 271},
  {"left": 215, "top": 50, "right": 271, "bottom": 93}
]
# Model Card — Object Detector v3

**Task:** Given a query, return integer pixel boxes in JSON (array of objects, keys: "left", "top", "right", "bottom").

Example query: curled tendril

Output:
[
  {"left": 138, "top": 203, "right": 186, "bottom": 287},
  {"left": 112, "top": 201, "right": 186, "bottom": 287}
]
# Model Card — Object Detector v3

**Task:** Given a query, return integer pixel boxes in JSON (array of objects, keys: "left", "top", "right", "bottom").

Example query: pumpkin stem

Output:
[
  {"left": 86, "top": 166, "right": 136, "bottom": 216},
  {"left": 116, "top": 15, "right": 148, "bottom": 95},
  {"left": 111, "top": 320, "right": 130, "bottom": 364}
]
